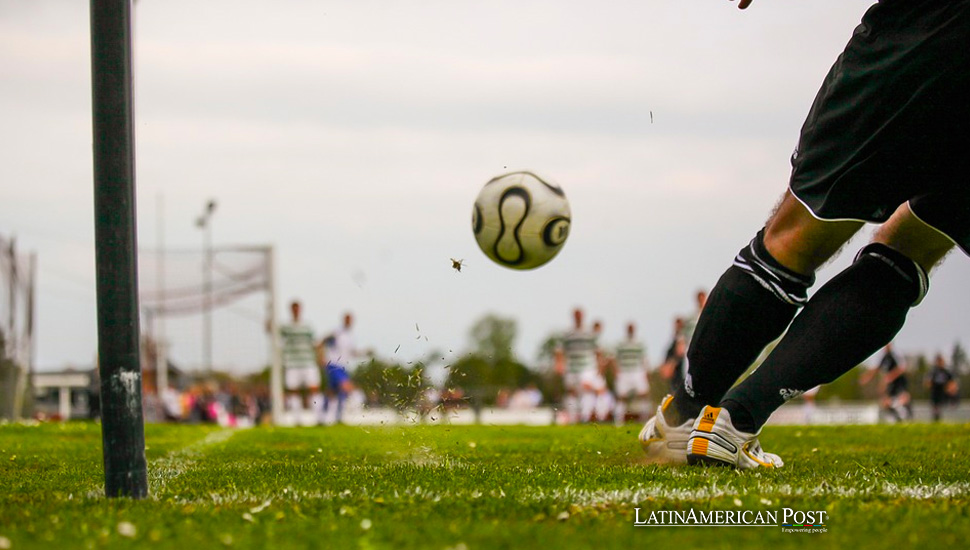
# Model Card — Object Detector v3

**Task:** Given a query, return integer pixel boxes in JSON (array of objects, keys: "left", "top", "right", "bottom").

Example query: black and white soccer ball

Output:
[{"left": 471, "top": 171, "right": 571, "bottom": 270}]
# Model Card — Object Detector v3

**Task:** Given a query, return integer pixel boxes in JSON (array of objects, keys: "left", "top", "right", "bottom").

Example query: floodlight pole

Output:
[
  {"left": 196, "top": 200, "right": 216, "bottom": 374},
  {"left": 90, "top": 0, "right": 148, "bottom": 499}
]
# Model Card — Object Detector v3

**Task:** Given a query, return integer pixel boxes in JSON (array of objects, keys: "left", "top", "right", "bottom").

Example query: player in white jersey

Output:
[
  {"left": 321, "top": 312, "right": 359, "bottom": 424},
  {"left": 279, "top": 300, "right": 323, "bottom": 424},
  {"left": 613, "top": 322, "right": 650, "bottom": 424},
  {"left": 554, "top": 308, "right": 602, "bottom": 423}
]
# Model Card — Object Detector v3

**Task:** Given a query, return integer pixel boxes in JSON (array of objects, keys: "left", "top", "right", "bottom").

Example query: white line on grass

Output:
[
  {"left": 159, "top": 478, "right": 970, "bottom": 507},
  {"left": 148, "top": 429, "right": 237, "bottom": 498}
]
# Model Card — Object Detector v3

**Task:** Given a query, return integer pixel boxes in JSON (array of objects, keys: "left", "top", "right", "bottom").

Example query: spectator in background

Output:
[{"left": 508, "top": 383, "right": 543, "bottom": 410}]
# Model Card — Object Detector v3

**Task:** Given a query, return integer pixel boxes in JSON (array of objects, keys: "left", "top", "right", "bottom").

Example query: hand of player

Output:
[{"left": 732, "top": 0, "right": 753, "bottom": 9}]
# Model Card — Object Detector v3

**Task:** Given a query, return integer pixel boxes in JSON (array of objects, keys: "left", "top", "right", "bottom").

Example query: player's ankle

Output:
[
  {"left": 721, "top": 399, "right": 757, "bottom": 433},
  {"left": 669, "top": 388, "right": 704, "bottom": 425}
]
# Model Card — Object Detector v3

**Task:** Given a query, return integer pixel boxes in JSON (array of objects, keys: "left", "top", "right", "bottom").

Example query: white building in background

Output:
[{"left": 32, "top": 368, "right": 95, "bottom": 420}]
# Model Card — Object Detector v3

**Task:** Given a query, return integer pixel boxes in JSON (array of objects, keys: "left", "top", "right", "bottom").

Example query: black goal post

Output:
[{"left": 90, "top": 0, "right": 148, "bottom": 499}]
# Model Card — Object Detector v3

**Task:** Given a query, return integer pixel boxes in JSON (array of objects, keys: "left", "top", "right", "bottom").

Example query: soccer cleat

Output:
[
  {"left": 686, "top": 406, "right": 784, "bottom": 469},
  {"left": 638, "top": 395, "right": 694, "bottom": 464}
]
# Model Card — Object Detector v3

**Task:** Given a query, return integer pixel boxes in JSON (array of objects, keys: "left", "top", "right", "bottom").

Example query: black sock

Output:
[
  {"left": 721, "top": 243, "right": 928, "bottom": 431},
  {"left": 671, "top": 229, "right": 813, "bottom": 423}
]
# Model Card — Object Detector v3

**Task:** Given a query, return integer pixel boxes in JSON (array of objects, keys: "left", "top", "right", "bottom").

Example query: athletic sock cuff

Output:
[
  {"left": 854, "top": 243, "right": 929, "bottom": 306},
  {"left": 734, "top": 228, "right": 815, "bottom": 307}
]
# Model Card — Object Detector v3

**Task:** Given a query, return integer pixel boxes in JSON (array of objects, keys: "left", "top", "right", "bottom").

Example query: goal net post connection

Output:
[
  {"left": 137, "top": 245, "right": 283, "bottom": 423},
  {"left": 0, "top": 234, "right": 36, "bottom": 421}
]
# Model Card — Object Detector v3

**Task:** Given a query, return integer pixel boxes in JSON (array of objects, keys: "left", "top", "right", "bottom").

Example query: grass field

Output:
[{"left": 1, "top": 421, "right": 969, "bottom": 549}]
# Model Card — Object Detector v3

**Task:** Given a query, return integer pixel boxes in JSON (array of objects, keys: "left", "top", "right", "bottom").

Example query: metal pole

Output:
[
  {"left": 6, "top": 239, "right": 15, "bottom": 355},
  {"left": 267, "top": 246, "right": 283, "bottom": 425},
  {"left": 156, "top": 194, "right": 168, "bottom": 392},
  {"left": 204, "top": 219, "right": 212, "bottom": 374},
  {"left": 90, "top": 0, "right": 148, "bottom": 499},
  {"left": 22, "top": 252, "right": 37, "bottom": 419},
  {"left": 197, "top": 200, "right": 215, "bottom": 375},
  {"left": 8, "top": 239, "right": 24, "bottom": 420}
]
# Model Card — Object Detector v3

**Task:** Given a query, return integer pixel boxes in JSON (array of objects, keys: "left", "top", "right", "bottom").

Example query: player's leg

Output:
[
  {"left": 561, "top": 373, "right": 579, "bottom": 424},
  {"left": 613, "top": 396, "right": 627, "bottom": 427},
  {"left": 896, "top": 385, "right": 913, "bottom": 421},
  {"left": 303, "top": 366, "right": 324, "bottom": 424},
  {"left": 595, "top": 390, "right": 613, "bottom": 424},
  {"left": 645, "top": 193, "right": 858, "bottom": 463},
  {"left": 683, "top": 0, "right": 967, "bottom": 432},
  {"left": 718, "top": 203, "right": 953, "bottom": 435},
  {"left": 284, "top": 369, "right": 304, "bottom": 415},
  {"left": 882, "top": 394, "right": 901, "bottom": 423},
  {"left": 668, "top": 191, "right": 861, "bottom": 424},
  {"left": 579, "top": 388, "right": 595, "bottom": 423},
  {"left": 634, "top": 373, "right": 650, "bottom": 422},
  {"left": 613, "top": 374, "right": 631, "bottom": 425},
  {"left": 309, "top": 384, "right": 325, "bottom": 424}
]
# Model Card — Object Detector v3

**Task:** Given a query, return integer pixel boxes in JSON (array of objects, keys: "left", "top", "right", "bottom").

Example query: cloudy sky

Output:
[{"left": 2, "top": 0, "right": 968, "bottom": 375}]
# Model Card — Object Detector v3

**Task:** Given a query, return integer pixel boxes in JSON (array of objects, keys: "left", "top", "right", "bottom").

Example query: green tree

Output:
[
  {"left": 469, "top": 314, "right": 517, "bottom": 362},
  {"left": 443, "top": 314, "right": 543, "bottom": 407},
  {"left": 952, "top": 342, "right": 968, "bottom": 376},
  {"left": 535, "top": 332, "right": 562, "bottom": 366},
  {"left": 353, "top": 358, "right": 427, "bottom": 411}
]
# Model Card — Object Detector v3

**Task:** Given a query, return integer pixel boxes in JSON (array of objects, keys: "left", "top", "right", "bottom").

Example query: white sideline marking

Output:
[
  {"left": 82, "top": 429, "right": 238, "bottom": 500},
  {"left": 149, "top": 429, "right": 237, "bottom": 496},
  {"left": 159, "top": 476, "right": 970, "bottom": 507}
]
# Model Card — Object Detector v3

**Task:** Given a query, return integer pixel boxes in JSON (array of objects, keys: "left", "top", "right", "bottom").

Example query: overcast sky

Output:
[{"left": 2, "top": 0, "right": 968, "bottom": 375}]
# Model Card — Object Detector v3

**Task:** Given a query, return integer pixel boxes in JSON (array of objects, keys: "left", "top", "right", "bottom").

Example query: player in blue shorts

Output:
[
  {"left": 642, "top": 0, "right": 970, "bottom": 468},
  {"left": 322, "top": 312, "right": 359, "bottom": 424}
]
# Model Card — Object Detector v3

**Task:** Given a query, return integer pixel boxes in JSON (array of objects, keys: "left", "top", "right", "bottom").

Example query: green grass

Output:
[{"left": 1, "top": 421, "right": 969, "bottom": 549}]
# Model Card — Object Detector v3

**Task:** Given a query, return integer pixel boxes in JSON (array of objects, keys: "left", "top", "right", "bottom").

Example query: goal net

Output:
[
  {"left": 0, "top": 235, "right": 35, "bottom": 421},
  {"left": 138, "top": 245, "right": 283, "bottom": 418}
]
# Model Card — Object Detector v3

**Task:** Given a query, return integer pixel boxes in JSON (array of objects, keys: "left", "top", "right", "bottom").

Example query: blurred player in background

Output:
[
  {"left": 859, "top": 342, "right": 912, "bottom": 422},
  {"left": 800, "top": 385, "right": 820, "bottom": 425},
  {"left": 679, "top": 290, "right": 708, "bottom": 348},
  {"left": 613, "top": 322, "right": 650, "bottom": 424},
  {"left": 321, "top": 312, "right": 359, "bottom": 424},
  {"left": 579, "top": 352, "right": 613, "bottom": 423},
  {"left": 555, "top": 308, "right": 601, "bottom": 424},
  {"left": 926, "top": 353, "right": 959, "bottom": 422},
  {"left": 658, "top": 317, "right": 687, "bottom": 395},
  {"left": 643, "top": 0, "right": 970, "bottom": 469},
  {"left": 279, "top": 300, "right": 323, "bottom": 425}
]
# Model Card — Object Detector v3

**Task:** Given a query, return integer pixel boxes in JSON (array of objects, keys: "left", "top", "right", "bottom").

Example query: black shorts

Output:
[
  {"left": 887, "top": 375, "right": 909, "bottom": 397},
  {"left": 789, "top": 0, "right": 970, "bottom": 256}
]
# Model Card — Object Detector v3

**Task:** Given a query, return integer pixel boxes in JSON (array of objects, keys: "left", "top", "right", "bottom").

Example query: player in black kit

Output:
[
  {"left": 859, "top": 343, "right": 912, "bottom": 422},
  {"left": 641, "top": 0, "right": 970, "bottom": 468}
]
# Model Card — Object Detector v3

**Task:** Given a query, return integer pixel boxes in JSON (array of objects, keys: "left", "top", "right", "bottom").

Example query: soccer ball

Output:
[{"left": 471, "top": 171, "right": 571, "bottom": 270}]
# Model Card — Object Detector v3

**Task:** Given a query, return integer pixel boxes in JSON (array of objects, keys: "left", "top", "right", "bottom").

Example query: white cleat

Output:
[
  {"left": 639, "top": 395, "right": 694, "bottom": 464},
  {"left": 686, "top": 405, "right": 783, "bottom": 469}
]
